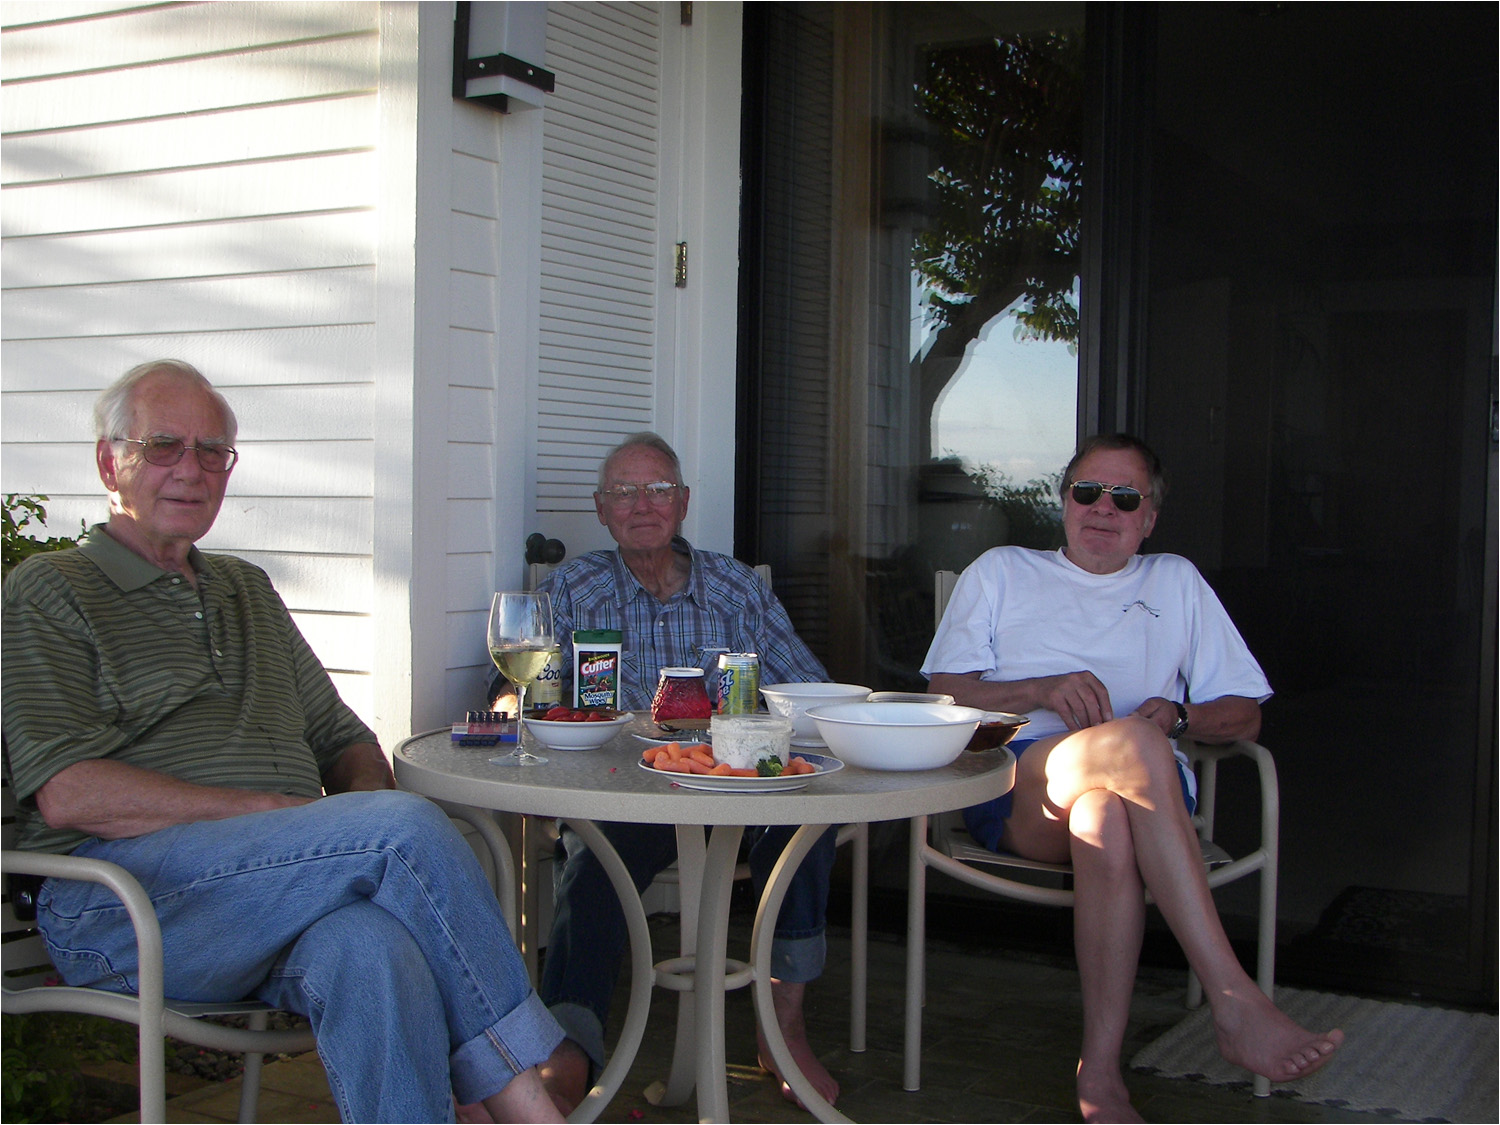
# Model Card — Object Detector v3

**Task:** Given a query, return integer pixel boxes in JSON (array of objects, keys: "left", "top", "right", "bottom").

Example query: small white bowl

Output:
[
  {"left": 760, "top": 682, "right": 874, "bottom": 739},
  {"left": 804, "top": 701, "right": 985, "bottom": 771},
  {"left": 524, "top": 711, "right": 633, "bottom": 750},
  {"left": 866, "top": 691, "right": 956, "bottom": 706}
]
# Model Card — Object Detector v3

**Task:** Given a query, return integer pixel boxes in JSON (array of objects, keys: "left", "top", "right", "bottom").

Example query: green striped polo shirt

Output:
[{"left": 2, "top": 525, "right": 376, "bottom": 854}]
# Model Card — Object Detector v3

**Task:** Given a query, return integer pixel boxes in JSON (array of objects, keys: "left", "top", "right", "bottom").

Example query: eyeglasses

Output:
[
  {"left": 1069, "top": 480, "right": 1148, "bottom": 512},
  {"left": 116, "top": 436, "right": 238, "bottom": 473},
  {"left": 598, "top": 481, "right": 680, "bottom": 507}
]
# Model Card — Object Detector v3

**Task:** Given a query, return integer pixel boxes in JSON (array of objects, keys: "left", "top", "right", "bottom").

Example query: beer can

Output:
[
  {"left": 716, "top": 653, "right": 761, "bottom": 715},
  {"left": 530, "top": 646, "right": 564, "bottom": 709}
]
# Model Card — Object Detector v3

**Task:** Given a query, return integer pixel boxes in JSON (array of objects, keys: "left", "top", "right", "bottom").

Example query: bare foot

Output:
[
  {"left": 755, "top": 979, "right": 839, "bottom": 1110},
  {"left": 536, "top": 1038, "right": 591, "bottom": 1117},
  {"left": 1076, "top": 1058, "right": 1144, "bottom": 1124},
  {"left": 1212, "top": 986, "right": 1344, "bottom": 1084}
]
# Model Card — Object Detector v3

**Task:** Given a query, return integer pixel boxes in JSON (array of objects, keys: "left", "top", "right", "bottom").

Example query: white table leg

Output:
[
  {"left": 645, "top": 824, "right": 710, "bottom": 1108},
  {"left": 750, "top": 822, "right": 851, "bottom": 1125},
  {"left": 561, "top": 818, "right": 657, "bottom": 1124},
  {"left": 694, "top": 824, "right": 746, "bottom": 1122}
]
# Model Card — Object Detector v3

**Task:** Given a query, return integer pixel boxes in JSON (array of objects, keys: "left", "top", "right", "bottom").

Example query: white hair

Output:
[
  {"left": 93, "top": 359, "right": 238, "bottom": 444},
  {"left": 598, "top": 431, "right": 683, "bottom": 489}
]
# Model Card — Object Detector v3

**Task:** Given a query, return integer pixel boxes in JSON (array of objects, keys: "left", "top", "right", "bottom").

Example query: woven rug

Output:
[{"left": 1130, "top": 987, "right": 1497, "bottom": 1121}]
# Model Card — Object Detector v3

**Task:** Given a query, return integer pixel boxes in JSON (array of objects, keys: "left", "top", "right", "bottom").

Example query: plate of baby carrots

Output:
[{"left": 637, "top": 742, "right": 842, "bottom": 792}]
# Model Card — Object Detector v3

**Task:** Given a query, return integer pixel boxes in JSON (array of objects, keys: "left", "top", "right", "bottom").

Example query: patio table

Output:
[{"left": 394, "top": 718, "right": 1013, "bottom": 1123}]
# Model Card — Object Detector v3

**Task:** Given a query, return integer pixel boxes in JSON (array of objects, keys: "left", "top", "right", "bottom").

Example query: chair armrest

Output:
[
  {"left": 2, "top": 848, "right": 168, "bottom": 1036},
  {"left": 1181, "top": 738, "right": 1279, "bottom": 862}
]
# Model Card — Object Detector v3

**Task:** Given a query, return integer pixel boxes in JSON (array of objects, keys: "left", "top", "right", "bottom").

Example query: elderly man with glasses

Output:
[
  {"left": 526, "top": 432, "right": 842, "bottom": 1113},
  {"left": 923, "top": 433, "right": 1343, "bottom": 1123},
  {"left": 2, "top": 359, "right": 565, "bottom": 1124}
]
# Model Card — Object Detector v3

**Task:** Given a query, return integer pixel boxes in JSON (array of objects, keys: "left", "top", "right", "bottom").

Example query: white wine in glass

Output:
[{"left": 488, "top": 590, "right": 554, "bottom": 765}]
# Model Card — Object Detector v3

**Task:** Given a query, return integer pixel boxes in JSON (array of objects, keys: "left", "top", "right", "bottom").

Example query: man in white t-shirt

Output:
[{"left": 923, "top": 434, "right": 1342, "bottom": 1124}]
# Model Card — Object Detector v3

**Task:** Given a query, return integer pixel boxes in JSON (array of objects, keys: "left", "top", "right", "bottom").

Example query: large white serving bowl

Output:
[
  {"left": 804, "top": 701, "right": 986, "bottom": 771},
  {"left": 524, "top": 711, "right": 633, "bottom": 750},
  {"left": 760, "top": 682, "right": 873, "bottom": 739}
]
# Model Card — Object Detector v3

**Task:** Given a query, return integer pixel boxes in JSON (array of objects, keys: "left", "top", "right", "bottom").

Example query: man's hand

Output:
[
  {"left": 1033, "top": 670, "right": 1114, "bottom": 731},
  {"left": 1131, "top": 695, "right": 1180, "bottom": 738},
  {"left": 928, "top": 669, "right": 1114, "bottom": 730},
  {"left": 322, "top": 742, "right": 396, "bottom": 794}
]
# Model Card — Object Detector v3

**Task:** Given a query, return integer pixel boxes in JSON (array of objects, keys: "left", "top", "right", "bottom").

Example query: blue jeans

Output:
[
  {"left": 541, "top": 820, "right": 837, "bottom": 1069},
  {"left": 36, "top": 790, "right": 563, "bottom": 1123}
]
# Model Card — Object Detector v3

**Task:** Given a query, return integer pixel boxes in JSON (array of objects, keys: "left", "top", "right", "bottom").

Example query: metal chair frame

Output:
[{"left": 905, "top": 570, "right": 1280, "bottom": 1097}]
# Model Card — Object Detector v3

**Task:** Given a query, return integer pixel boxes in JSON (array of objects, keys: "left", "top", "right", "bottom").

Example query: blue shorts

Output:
[{"left": 962, "top": 737, "right": 1199, "bottom": 854}]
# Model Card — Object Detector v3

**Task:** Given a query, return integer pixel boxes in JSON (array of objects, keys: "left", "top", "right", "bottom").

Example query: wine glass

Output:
[{"left": 487, "top": 591, "right": 554, "bottom": 765}]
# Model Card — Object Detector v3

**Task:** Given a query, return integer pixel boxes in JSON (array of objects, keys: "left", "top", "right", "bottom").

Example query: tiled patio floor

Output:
[{"left": 98, "top": 901, "right": 1404, "bottom": 1124}]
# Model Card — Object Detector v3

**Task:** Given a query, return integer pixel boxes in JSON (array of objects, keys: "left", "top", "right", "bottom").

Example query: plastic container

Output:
[
  {"left": 573, "top": 629, "right": 623, "bottom": 710},
  {"left": 709, "top": 713, "right": 793, "bottom": 770}
]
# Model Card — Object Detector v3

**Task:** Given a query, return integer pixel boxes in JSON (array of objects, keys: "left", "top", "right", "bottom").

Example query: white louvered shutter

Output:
[{"left": 538, "top": 3, "right": 669, "bottom": 529}]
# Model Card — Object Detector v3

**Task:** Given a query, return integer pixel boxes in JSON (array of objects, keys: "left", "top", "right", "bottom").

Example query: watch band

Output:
[{"left": 1168, "top": 701, "right": 1189, "bottom": 739}]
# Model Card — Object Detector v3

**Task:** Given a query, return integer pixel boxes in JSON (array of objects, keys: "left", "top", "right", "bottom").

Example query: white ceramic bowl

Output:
[
  {"left": 866, "top": 690, "right": 956, "bottom": 705},
  {"left": 760, "top": 682, "right": 874, "bottom": 739},
  {"left": 524, "top": 711, "right": 633, "bottom": 750},
  {"left": 804, "top": 701, "right": 985, "bottom": 771}
]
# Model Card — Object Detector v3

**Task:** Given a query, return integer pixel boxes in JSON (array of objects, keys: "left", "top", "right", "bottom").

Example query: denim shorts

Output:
[{"left": 962, "top": 736, "right": 1198, "bottom": 853}]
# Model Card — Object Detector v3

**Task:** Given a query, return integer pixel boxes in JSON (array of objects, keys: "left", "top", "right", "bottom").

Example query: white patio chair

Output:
[
  {"left": 3, "top": 778, "right": 515, "bottom": 1124},
  {"left": 905, "top": 570, "right": 1279, "bottom": 1096},
  {"left": 2, "top": 777, "right": 314, "bottom": 1124}
]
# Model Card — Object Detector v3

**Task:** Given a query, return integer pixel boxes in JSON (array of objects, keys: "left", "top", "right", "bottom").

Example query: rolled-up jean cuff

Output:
[
  {"left": 770, "top": 932, "right": 825, "bottom": 983},
  {"left": 450, "top": 991, "right": 566, "bottom": 1105},
  {"left": 546, "top": 1001, "right": 607, "bottom": 1074}
]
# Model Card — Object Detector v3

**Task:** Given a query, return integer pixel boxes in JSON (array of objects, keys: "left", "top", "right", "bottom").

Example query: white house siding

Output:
[
  {"left": 1, "top": 1, "right": 384, "bottom": 726},
  {"left": 440, "top": 98, "right": 509, "bottom": 720}
]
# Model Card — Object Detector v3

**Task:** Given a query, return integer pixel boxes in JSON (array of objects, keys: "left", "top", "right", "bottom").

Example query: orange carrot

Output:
[
  {"left": 642, "top": 746, "right": 664, "bottom": 763},
  {"left": 665, "top": 741, "right": 685, "bottom": 761},
  {"left": 688, "top": 745, "right": 716, "bottom": 768}
]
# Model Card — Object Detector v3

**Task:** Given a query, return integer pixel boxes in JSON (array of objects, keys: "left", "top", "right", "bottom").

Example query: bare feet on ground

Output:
[
  {"left": 537, "top": 1037, "right": 591, "bottom": 1117},
  {"left": 1076, "top": 1059, "right": 1144, "bottom": 1124},
  {"left": 1212, "top": 986, "right": 1344, "bottom": 1084},
  {"left": 755, "top": 979, "right": 840, "bottom": 1110}
]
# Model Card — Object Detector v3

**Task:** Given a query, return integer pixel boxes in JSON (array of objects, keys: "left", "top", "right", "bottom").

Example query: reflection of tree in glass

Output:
[
  {"left": 913, "top": 31, "right": 1083, "bottom": 390},
  {"left": 961, "top": 462, "right": 1064, "bottom": 551}
]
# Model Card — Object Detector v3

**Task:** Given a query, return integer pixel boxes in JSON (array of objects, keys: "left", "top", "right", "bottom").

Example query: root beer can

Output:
[{"left": 716, "top": 653, "right": 760, "bottom": 714}]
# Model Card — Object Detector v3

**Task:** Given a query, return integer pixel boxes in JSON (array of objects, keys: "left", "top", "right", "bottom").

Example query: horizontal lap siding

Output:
[
  {"left": 1, "top": 1, "right": 381, "bottom": 720},
  {"left": 445, "top": 102, "right": 503, "bottom": 718},
  {"left": 538, "top": 2, "right": 663, "bottom": 513}
]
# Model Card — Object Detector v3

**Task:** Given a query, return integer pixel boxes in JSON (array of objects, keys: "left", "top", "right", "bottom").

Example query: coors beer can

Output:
[
  {"left": 716, "top": 653, "right": 760, "bottom": 714},
  {"left": 531, "top": 646, "right": 564, "bottom": 709}
]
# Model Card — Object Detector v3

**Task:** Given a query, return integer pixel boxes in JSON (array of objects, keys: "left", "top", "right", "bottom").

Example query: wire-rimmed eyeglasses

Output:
[
  {"left": 597, "top": 481, "right": 680, "bottom": 508},
  {"left": 1069, "top": 480, "right": 1149, "bottom": 512},
  {"left": 115, "top": 436, "right": 238, "bottom": 473}
]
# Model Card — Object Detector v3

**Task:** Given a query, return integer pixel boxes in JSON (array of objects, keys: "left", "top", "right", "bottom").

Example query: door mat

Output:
[{"left": 1130, "top": 986, "right": 1497, "bottom": 1122}]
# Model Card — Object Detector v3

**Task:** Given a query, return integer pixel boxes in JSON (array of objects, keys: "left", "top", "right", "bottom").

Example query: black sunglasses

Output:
[{"left": 1069, "top": 480, "right": 1148, "bottom": 512}]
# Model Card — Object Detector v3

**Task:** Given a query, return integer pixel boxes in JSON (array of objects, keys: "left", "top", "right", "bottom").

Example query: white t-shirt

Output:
[{"left": 922, "top": 547, "right": 1272, "bottom": 744}]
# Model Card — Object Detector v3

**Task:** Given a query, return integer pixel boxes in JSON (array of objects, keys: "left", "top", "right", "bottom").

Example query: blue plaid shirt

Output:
[{"left": 538, "top": 537, "right": 827, "bottom": 710}]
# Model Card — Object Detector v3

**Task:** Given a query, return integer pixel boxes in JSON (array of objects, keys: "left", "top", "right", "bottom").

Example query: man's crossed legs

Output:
[{"left": 36, "top": 789, "right": 564, "bottom": 1123}]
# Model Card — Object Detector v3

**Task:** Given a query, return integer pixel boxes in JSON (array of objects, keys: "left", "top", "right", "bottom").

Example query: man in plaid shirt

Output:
[{"left": 534, "top": 432, "right": 841, "bottom": 1113}]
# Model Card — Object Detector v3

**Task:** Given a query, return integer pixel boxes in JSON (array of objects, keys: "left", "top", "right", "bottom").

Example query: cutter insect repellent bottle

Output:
[{"left": 572, "top": 629, "right": 623, "bottom": 710}]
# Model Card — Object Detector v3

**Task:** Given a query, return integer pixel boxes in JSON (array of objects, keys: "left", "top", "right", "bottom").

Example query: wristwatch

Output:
[{"left": 1168, "top": 701, "right": 1190, "bottom": 739}]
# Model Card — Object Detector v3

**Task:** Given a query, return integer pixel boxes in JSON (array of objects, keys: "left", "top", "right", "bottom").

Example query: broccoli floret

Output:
[{"left": 756, "top": 757, "right": 785, "bottom": 777}]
